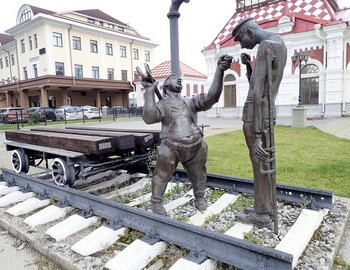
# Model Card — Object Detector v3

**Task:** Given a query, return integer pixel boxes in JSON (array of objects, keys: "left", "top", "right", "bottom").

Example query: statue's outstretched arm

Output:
[{"left": 203, "top": 55, "right": 232, "bottom": 108}]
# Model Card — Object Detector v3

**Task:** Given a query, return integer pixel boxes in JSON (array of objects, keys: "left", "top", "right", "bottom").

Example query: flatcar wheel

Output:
[
  {"left": 51, "top": 158, "right": 75, "bottom": 187},
  {"left": 11, "top": 149, "right": 29, "bottom": 173}
]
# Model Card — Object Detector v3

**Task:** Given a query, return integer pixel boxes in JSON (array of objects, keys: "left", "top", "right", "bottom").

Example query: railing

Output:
[{"left": 0, "top": 107, "right": 143, "bottom": 130}]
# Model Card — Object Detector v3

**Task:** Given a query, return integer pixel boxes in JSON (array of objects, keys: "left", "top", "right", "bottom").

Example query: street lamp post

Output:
[
  {"left": 291, "top": 53, "right": 309, "bottom": 106},
  {"left": 168, "top": 0, "right": 190, "bottom": 75}
]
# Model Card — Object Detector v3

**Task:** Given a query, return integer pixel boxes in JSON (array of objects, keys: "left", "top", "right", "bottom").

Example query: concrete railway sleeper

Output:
[{"left": 0, "top": 168, "right": 336, "bottom": 270}]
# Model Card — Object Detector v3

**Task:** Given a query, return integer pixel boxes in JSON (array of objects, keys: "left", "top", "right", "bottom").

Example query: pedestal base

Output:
[{"left": 292, "top": 106, "right": 307, "bottom": 128}]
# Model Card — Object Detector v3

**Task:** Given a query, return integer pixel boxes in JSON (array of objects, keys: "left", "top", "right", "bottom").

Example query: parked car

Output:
[
  {"left": 27, "top": 107, "right": 57, "bottom": 121},
  {"left": 81, "top": 106, "right": 101, "bottom": 119},
  {"left": 0, "top": 107, "right": 29, "bottom": 123},
  {"left": 108, "top": 106, "right": 128, "bottom": 115},
  {"left": 54, "top": 108, "right": 82, "bottom": 121}
]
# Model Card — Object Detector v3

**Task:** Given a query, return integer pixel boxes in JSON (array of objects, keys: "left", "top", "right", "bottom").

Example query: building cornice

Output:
[
  {"left": 0, "top": 75, "right": 133, "bottom": 92},
  {"left": 6, "top": 13, "right": 158, "bottom": 47}
]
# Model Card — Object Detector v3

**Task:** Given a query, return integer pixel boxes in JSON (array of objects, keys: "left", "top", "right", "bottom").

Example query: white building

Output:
[
  {"left": 133, "top": 61, "right": 207, "bottom": 107},
  {"left": 0, "top": 4, "right": 157, "bottom": 109},
  {"left": 203, "top": 0, "right": 350, "bottom": 118}
]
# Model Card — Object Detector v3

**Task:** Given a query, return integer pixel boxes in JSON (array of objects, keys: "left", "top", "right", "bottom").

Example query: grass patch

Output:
[
  {"left": 334, "top": 257, "right": 350, "bottom": 270},
  {"left": 205, "top": 126, "right": 350, "bottom": 197}
]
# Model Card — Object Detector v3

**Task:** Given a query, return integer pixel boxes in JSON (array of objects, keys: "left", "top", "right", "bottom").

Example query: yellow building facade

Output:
[{"left": 0, "top": 4, "right": 157, "bottom": 109}]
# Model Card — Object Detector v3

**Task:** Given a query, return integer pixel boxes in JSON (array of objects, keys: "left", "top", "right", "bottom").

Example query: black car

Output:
[{"left": 27, "top": 107, "right": 57, "bottom": 121}]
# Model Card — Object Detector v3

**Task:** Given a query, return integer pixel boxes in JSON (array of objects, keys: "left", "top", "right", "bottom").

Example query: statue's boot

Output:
[
  {"left": 192, "top": 179, "right": 207, "bottom": 212},
  {"left": 244, "top": 207, "right": 274, "bottom": 221},
  {"left": 236, "top": 212, "right": 272, "bottom": 228},
  {"left": 151, "top": 180, "right": 168, "bottom": 215}
]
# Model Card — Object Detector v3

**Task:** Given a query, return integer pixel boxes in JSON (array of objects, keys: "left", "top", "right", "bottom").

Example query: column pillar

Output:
[
  {"left": 5, "top": 91, "right": 13, "bottom": 107},
  {"left": 40, "top": 86, "right": 49, "bottom": 107},
  {"left": 19, "top": 89, "right": 30, "bottom": 109},
  {"left": 93, "top": 88, "right": 102, "bottom": 108},
  {"left": 59, "top": 87, "right": 70, "bottom": 107}
]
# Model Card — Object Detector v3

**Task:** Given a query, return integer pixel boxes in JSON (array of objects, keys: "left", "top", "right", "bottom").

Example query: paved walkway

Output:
[{"left": 0, "top": 114, "right": 349, "bottom": 269}]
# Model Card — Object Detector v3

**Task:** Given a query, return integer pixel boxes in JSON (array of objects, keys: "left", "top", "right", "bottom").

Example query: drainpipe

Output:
[
  {"left": 341, "top": 26, "right": 350, "bottom": 116},
  {"left": 130, "top": 40, "right": 135, "bottom": 107},
  {"left": 67, "top": 24, "right": 75, "bottom": 86},
  {"left": 168, "top": 0, "right": 190, "bottom": 75},
  {"left": 314, "top": 24, "right": 327, "bottom": 117}
]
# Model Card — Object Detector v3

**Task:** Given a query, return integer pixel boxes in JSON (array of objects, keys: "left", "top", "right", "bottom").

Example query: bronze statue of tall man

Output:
[{"left": 232, "top": 18, "right": 287, "bottom": 227}]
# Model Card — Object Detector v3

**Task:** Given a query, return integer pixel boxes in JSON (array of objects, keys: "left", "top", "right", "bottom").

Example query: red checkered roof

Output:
[
  {"left": 206, "top": 0, "right": 347, "bottom": 50},
  {"left": 148, "top": 61, "right": 207, "bottom": 80}
]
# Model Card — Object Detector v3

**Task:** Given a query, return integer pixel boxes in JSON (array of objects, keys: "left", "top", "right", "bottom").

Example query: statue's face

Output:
[
  {"left": 236, "top": 29, "right": 257, "bottom": 50},
  {"left": 166, "top": 75, "right": 182, "bottom": 93}
]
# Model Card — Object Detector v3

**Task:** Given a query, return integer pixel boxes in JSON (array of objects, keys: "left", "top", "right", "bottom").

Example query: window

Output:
[
  {"left": 223, "top": 74, "right": 237, "bottom": 107},
  {"left": 20, "top": 39, "right": 25, "bottom": 53},
  {"left": 300, "top": 64, "right": 320, "bottom": 105},
  {"left": 33, "top": 64, "right": 38, "bottom": 78},
  {"left": 108, "top": 24, "right": 114, "bottom": 29},
  {"left": 201, "top": 85, "right": 205, "bottom": 93},
  {"left": 186, "top": 84, "right": 190, "bottom": 96},
  {"left": 133, "top": 48, "right": 139, "bottom": 60},
  {"left": 74, "top": 64, "right": 83, "bottom": 78},
  {"left": 55, "top": 62, "right": 65, "bottom": 76},
  {"left": 193, "top": 84, "right": 198, "bottom": 94},
  {"left": 90, "top": 40, "right": 98, "bottom": 53},
  {"left": 20, "top": 9, "right": 32, "bottom": 23},
  {"left": 92, "top": 66, "right": 99, "bottom": 79},
  {"left": 87, "top": 18, "right": 95, "bottom": 24},
  {"left": 120, "top": 46, "right": 126, "bottom": 58},
  {"left": 53, "top": 32, "right": 63, "bottom": 47},
  {"left": 121, "top": 70, "right": 128, "bottom": 81},
  {"left": 5, "top": 57, "right": 9, "bottom": 67},
  {"left": 107, "top": 68, "right": 114, "bottom": 80},
  {"left": 145, "top": 50, "right": 150, "bottom": 62},
  {"left": 29, "top": 36, "right": 33, "bottom": 50},
  {"left": 11, "top": 55, "right": 15, "bottom": 65},
  {"left": 0, "top": 59, "right": 3, "bottom": 69},
  {"left": 106, "top": 43, "right": 113, "bottom": 55},
  {"left": 34, "top": 34, "right": 38, "bottom": 48},
  {"left": 106, "top": 96, "right": 112, "bottom": 107},
  {"left": 23, "top": 67, "right": 28, "bottom": 80},
  {"left": 72, "top": 36, "right": 81, "bottom": 50}
]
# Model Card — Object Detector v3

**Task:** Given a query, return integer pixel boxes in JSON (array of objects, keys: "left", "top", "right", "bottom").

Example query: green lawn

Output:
[{"left": 205, "top": 125, "right": 350, "bottom": 198}]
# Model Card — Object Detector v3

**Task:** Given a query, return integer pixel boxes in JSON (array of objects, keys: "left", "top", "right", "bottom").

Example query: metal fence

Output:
[{"left": 0, "top": 107, "right": 143, "bottom": 130}]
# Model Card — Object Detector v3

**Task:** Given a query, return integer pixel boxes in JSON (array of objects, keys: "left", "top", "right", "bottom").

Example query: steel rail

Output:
[
  {"left": 0, "top": 168, "right": 293, "bottom": 270},
  {"left": 174, "top": 169, "right": 333, "bottom": 210}
]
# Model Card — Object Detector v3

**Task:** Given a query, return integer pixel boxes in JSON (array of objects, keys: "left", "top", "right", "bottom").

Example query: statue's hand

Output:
[
  {"left": 217, "top": 54, "right": 233, "bottom": 71},
  {"left": 253, "top": 137, "right": 269, "bottom": 161},
  {"left": 241, "top": 53, "right": 251, "bottom": 65}
]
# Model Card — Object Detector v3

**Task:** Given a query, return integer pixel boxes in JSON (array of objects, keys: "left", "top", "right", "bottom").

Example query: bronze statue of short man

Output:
[
  {"left": 141, "top": 55, "right": 232, "bottom": 215},
  {"left": 231, "top": 18, "right": 287, "bottom": 227}
]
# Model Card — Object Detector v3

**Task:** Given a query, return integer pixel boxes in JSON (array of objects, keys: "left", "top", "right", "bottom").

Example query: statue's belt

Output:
[{"left": 164, "top": 137, "right": 202, "bottom": 152}]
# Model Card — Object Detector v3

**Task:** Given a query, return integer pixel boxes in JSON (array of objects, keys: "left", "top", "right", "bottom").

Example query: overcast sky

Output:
[{"left": 0, "top": 0, "right": 349, "bottom": 74}]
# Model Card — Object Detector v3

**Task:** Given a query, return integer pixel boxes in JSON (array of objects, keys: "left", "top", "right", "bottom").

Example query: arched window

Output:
[
  {"left": 67, "top": 96, "right": 72, "bottom": 106},
  {"left": 48, "top": 96, "right": 56, "bottom": 108},
  {"left": 20, "top": 9, "right": 32, "bottom": 23},
  {"left": 300, "top": 64, "right": 319, "bottom": 105},
  {"left": 105, "top": 96, "right": 112, "bottom": 107},
  {"left": 223, "top": 74, "right": 236, "bottom": 107}
]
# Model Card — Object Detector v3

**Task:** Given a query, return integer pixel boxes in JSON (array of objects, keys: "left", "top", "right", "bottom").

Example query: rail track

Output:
[{"left": 0, "top": 167, "right": 334, "bottom": 270}]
